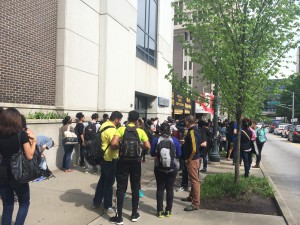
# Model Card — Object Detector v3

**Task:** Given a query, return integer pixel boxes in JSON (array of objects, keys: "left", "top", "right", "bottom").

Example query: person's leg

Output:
[
  {"left": 186, "top": 159, "right": 200, "bottom": 209},
  {"left": 103, "top": 160, "right": 117, "bottom": 209},
  {"left": 12, "top": 181, "right": 30, "bottom": 225},
  {"left": 227, "top": 142, "right": 234, "bottom": 160},
  {"left": 129, "top": 162, "right": 141, "bottom": 215},
  {"left": 0, "top": 182, "right": 15, "bottom": 225},
  {"left": 115, "top": 161, "right": 129, "bottom": 219},
  {"left": 79, "top": 143, "right": 85, "bottom": 167},
  {"left": 93, "top": 163, "right": 106, "bottom": 207},
  {"left": 65, "top": 144, "right": 74, "bottom": 170},
  {"left": 241, "top": 151, "right": 250, "bottom": 177},
  {"left": 255, "top": 143, "right": 264, "bottom": 166},
  {"left": 154, "top": 169, "right": 165, "bottom": 213},
  {"left": 181, "top": 158, "right": 188, "bottom": 188},
  {"left": 165, "top": 170, "right": 177, "bottom": 212}
]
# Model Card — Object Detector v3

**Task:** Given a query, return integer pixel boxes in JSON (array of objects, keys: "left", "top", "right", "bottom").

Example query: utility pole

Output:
[{"left": 292, "top": 91, "right": 295, "bottom": 124}]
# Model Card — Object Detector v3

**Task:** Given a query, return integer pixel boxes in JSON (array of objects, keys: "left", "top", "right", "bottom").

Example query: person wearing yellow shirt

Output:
[
  {"left": 92, "top": 111, "right": 123, "bottom": 214},
  {"left": 109, "top": 111, "right": 150, "bottom": 225}
]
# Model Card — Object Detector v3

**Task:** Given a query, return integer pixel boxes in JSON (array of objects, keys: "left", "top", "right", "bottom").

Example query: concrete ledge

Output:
[{"left": 260, "top": 163, "right": 297, "bottom": 225}]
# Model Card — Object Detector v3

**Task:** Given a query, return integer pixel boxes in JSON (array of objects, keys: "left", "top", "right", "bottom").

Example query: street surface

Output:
[{"left": 262, "top": 133, "right": 300, "bottom": 224}]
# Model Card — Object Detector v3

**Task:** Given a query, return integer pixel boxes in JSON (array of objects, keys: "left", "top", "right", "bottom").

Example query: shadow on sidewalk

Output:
[{"left": 59, "top": 189, "right": 94, "bottom": 209}]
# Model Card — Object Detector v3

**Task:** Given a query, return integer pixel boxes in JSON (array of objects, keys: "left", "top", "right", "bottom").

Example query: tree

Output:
[{"left": 168, "top": 0, "right": 300, "bottom": 183}]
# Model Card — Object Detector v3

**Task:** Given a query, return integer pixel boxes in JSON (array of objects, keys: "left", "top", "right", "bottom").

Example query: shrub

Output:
[{"left": 26, "top": 111, "right": 67, "bottom": 119}]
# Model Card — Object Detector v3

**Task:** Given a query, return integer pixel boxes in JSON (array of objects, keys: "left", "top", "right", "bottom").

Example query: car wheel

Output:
[{"left": 292, "top": 137, "right": 295, "bottom": 143}]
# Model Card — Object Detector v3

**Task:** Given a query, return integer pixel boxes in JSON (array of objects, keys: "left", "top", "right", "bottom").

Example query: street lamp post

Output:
[{"left": 283, "top": 90, "right": 295, "bottom": 124}]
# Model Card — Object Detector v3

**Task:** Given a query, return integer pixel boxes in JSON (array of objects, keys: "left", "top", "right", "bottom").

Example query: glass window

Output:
[
  {"left": 189, "top": 61, "right": 192, "bottom": 70},
  {"left": 136, "top": 0, "right": 158, "bottom": 67},
  {"left": 184, "top": 61, "right": 187, "bottom": 70}
]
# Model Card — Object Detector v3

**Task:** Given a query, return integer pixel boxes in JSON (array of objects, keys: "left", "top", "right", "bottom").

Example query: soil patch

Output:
[{"left": 200, "top": 194, "right": 282, "bottom": 216}]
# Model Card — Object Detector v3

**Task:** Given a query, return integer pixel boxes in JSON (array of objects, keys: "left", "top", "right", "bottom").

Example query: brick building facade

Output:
[{"left": 0, "top": 0, "right": 57, "bottom": 106}]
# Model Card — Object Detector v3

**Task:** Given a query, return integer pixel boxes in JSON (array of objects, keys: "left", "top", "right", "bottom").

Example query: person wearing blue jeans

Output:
[
  {"left": 0, "top": 181, "right": 30, "bottom": 225},
  {"left": 93, "top": 159, "right": 117, "bottom": 209},
  {"left": 62, "top": 142, "right": 75, "bottom": 172},
  {"left": 240, "top": 118, "right": 253, "bottom": 177},
  {"left": 177, "top": 157, "right": 189, "bottom": 192}
]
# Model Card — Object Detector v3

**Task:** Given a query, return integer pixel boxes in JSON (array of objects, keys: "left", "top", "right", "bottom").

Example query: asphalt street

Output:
[{"left": 262, "top": 133, "right": 300, "bottom": 224}]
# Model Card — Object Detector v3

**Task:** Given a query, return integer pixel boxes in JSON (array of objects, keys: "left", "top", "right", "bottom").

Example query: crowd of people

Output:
[{"left": 0, "top": 106, "right": 267, "bottom": 225}]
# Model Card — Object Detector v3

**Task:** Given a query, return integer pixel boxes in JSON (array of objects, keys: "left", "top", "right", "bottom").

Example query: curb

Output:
[{"left": 260, "top": 163, "right": 297, "bottom": 225}]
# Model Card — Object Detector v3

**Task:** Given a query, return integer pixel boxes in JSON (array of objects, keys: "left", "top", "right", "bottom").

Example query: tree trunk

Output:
[{"left": 234, "top": 112, "right": 242, "bottom": 184}]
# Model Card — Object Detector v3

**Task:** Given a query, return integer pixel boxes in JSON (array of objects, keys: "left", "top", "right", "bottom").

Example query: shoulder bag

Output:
[
  {"left": 64, "top": 125, "right": 79, "bottom": 145},
  {"left": 10, "top": 133, "right": 42, "bottom": 183}
]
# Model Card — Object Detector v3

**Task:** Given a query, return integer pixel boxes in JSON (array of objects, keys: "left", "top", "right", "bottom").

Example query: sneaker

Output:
[
  {"left": 157, "top": 211, "right": 164, "bottom": 218},
  {"left": 184, "top": 205, "right": 199, "bottom": 211},
  {"left": 165, "top": 211, "right": 171, "bottom": 217},
  {"left": 176, "top": 186, "right": 188, "bottom": 192},
  {"left": 139, "top": 190, "right": 145, "bottom": 198},
  {"left": 91, "top": 204, "right": 100, "bottom": 209},
  {"left": 200, "top": 168, "right": 207, "bottom": 172},
  {"left": 109, "top": 216, "right": 123, "bottom": 225},
  {"left": 181, "top": 197, "right": 192, "bottom": 202},
  {"left": 131, "top": 212, "right": 140, "bottom": 222},
  {"left": 106, "top": 207, "right": 115, "bottom": 214}
]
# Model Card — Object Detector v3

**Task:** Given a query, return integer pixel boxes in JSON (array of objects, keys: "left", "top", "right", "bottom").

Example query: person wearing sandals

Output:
[
  {"left": 61, "top": 116, "right": 75, "bottom": 172},
  {"left": 151, "top": 123, "right": 181, "bottom": 218}
]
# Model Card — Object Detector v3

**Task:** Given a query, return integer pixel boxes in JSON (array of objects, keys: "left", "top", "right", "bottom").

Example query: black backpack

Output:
[
  {"left": 84, "top": 122, "right": 97, "bottom": 142},
  {"left": 119, "top": 126, "right": 142, "bottom": 162},
  {"left": 84, "top": 125, "right": 114, "bottom": 166},
  {"left": 155, "top": 137, "right": 177, "bottom": 171}
]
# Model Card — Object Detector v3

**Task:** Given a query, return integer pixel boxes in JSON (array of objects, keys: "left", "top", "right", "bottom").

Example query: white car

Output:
[
  {"left": 274, "top": 124, "right": 289, "bottom": 135},
  {"left": 256, "top": 123, "right": 263, "bottom": 129}
]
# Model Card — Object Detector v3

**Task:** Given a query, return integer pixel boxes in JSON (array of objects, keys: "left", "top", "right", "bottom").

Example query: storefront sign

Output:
[
  {"left": 172, "top": 92, "right": 185, "bottom": 109},
  {"left": 158, "top": 97, "right": 170, "bottom": 107}
]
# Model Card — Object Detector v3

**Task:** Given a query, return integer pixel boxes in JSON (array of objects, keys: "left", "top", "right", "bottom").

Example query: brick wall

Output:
[{"left": 0, "top": 0, "right": 57, "bottom": 106}]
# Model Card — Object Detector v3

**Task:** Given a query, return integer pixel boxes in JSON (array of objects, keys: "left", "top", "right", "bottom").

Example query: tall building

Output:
[
  {"left": 0, "top": 0, "right": 174, "bottom": 120},
  {"left": 172, "top": 1, "right": 213, "bottom": 120}
]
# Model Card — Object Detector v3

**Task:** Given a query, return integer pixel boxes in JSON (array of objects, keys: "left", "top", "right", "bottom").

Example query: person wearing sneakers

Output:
[
  {"left": 151, "top": 123, "right": 181, "bottom": 218},
  {"left": 181, "top": 115, "right": 202, "bottom": 211},
  {"left": 110, "top": 110, "right": 150, "bottom": 224},
  {"left": 92, "top": 111, "right": 123, "bottom": 214}
]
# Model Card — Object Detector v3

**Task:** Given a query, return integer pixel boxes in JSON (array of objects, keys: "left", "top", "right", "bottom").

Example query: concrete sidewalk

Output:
[{"left": 0, "top": 156, "right": 286, "bottom": 225}]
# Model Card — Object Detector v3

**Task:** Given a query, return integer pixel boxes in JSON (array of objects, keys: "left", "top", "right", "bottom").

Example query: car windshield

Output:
[
  {"left": 296, "top": 126, "right": 300, "bottom": 132},
  {"left": 279, "top": 125, "right": 287, "bottom": 128}
]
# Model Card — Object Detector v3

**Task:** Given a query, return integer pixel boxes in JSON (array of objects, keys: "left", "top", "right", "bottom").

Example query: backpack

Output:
[
  {"left": 84, "top": 122, "right": 97, "bottom": 142},
  {"left": 119, "top": 126, "right": 142, "bottom": 162},
  {"left": 84, "top": 125, "right": 114, "bottom": 166},
  {"left": 155, "top": 137, "right": 177, "bottom": 171}
]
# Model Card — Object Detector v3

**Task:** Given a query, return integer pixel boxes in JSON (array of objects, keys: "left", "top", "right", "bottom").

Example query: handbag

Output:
[
  {"left": 10, "top": 133, "right": 42, "bottom": 183},
  {"left": 64, "top": 125, "right": 78, "bottom": 145}
]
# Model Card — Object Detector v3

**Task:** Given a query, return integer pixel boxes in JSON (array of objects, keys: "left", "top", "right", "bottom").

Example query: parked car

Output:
[
  {"left": 281, "top": 124, "right": 293, "bottom": 138},
  {"left": 274, "top": 124, "right": 289, "bottom": 135},
  {"left": 287, "top": 125, "right": 300, "bottom": 143}
]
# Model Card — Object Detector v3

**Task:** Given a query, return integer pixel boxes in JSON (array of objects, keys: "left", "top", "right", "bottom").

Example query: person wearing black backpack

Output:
[
  {"left": 110, "top": 111, "right": 150, "bottom": 224},
  {"left": 92, "top": 111, "right": 123, "bottom": 214},
  {"left": 151, "top": 123, "right": 181, "bottom": 218}
]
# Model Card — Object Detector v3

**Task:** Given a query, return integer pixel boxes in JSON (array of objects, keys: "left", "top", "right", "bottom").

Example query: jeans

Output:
[
  {"left": 241, "top": 150, "right": 252, "bottom": 177},
  {"left": 180, "top": 158, "right": 188, "bottom": 188},
  {"left": 93, "top": 160, "right": 117, "bottom": 209},
  {"left": 116, "top": 160, "right": 141, "bottom": 218},
  {"left": 79, "top": 143, "right": 85, "bottom": 167},
  {"left": 62, "top": 143, "right": 74, "bottom": 170},
  {"left": 256, "top": 142, "right": 264, "bottom": 165},
  {"left": 0, "top": 180, "right": 30, "bottom": 225},
  {"left": 201, "top": 154, "right": 208, "bottom": 169},
  {"left": 154, "top": 169, "right": 177, "bottom": 212}
]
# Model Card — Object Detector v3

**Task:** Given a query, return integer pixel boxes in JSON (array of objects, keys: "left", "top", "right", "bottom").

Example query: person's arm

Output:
[
  {"left": 187, "top": 130, "right": 197, "bottom": 162},
  {"left": 111, "top": 128, "right": 122, "bottom": 149},
  {"left": 23, "top": 129, "right": 36, "bottom": 160},
  {"left": 80, "top": 124, "right": 85, "bottom": 145},
  {"left": 150, "top": 138, "right": 158, "bottom": 157},
  {"left": 172, "top": 137, "right": 181, "bottom": 158}
]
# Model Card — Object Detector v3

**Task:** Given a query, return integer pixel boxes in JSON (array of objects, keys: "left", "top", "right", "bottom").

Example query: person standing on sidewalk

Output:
[
  {"left": 181, "top": 115, "right": 202, "bottom": 211},
  {"left": 253, "top": 124, "right": 267, "bottom": 168},
  {"left": 75, "top": 112, "right": 87, "bottom": 172},
  {"left": 109, "top": 111, "right": 150, "bottom": 224},
  {"left": 151, "top": 123, "right": 181, "bottom": 218},
  {"left": 240, "top": 118, "right": 254, "bottom": 177},
  {"left": 92, "top": 111, "right": 123, "bottom": 214}
]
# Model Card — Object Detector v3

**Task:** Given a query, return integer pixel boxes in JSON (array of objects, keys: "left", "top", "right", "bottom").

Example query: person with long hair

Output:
[
  {"left": 240, "top": 118, "right": 254, "bottom": 177},
  {"left": 0, "top": 107, "right": 36, "bottom": 225},
  {"left": 61, "top": 116, "right": 75, "bottom": 172},
  {"left": 151, "top": 123, "right": 181, "bottom": 218}
]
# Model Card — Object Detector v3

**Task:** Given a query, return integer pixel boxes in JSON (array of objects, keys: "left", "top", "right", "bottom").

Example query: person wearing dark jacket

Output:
[
  {"left": 240, "top": 118, "right": 253, "bottom": 177},
  {"left": 181, "top": 115, "right": 202, "bottom": 211},
  {"left": 151, "top": 123, "right": 181, "bottom": 218}
]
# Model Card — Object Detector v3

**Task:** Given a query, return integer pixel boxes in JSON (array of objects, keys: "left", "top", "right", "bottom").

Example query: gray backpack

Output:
[{"left": 156, "top": 137, "right": 177, "bottom": 171}]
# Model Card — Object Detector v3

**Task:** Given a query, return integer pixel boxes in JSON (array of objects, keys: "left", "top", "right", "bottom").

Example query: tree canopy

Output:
[{"left": 168, "top": 0, "right": 300, "bottom": 182}]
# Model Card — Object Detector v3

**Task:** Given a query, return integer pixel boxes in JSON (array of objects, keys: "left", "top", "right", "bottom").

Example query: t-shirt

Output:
[
  {"left": 0, "top": 131, "right": 29, "bottom": 166},
  {"left": 75, "top": 123, "right": 85, "bottom": 144},
  {"left": 100, "top": 121, "right": 117, "bottom": 161},
  {"left": 115, "top": 123, "right": 149, "bottom": 143},
  {"left": 240, "top": 129, "right": 253, "bottom": 151}
]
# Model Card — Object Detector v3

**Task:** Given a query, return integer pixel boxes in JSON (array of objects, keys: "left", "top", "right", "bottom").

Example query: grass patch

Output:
[{"left": 201, "top": 173, "right": 274, "bottom": 201}]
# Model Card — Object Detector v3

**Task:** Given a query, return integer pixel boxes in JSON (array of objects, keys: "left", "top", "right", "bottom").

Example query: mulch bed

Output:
[{"left": 200, "top": 194, "right": 282, "bottom": 216}]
